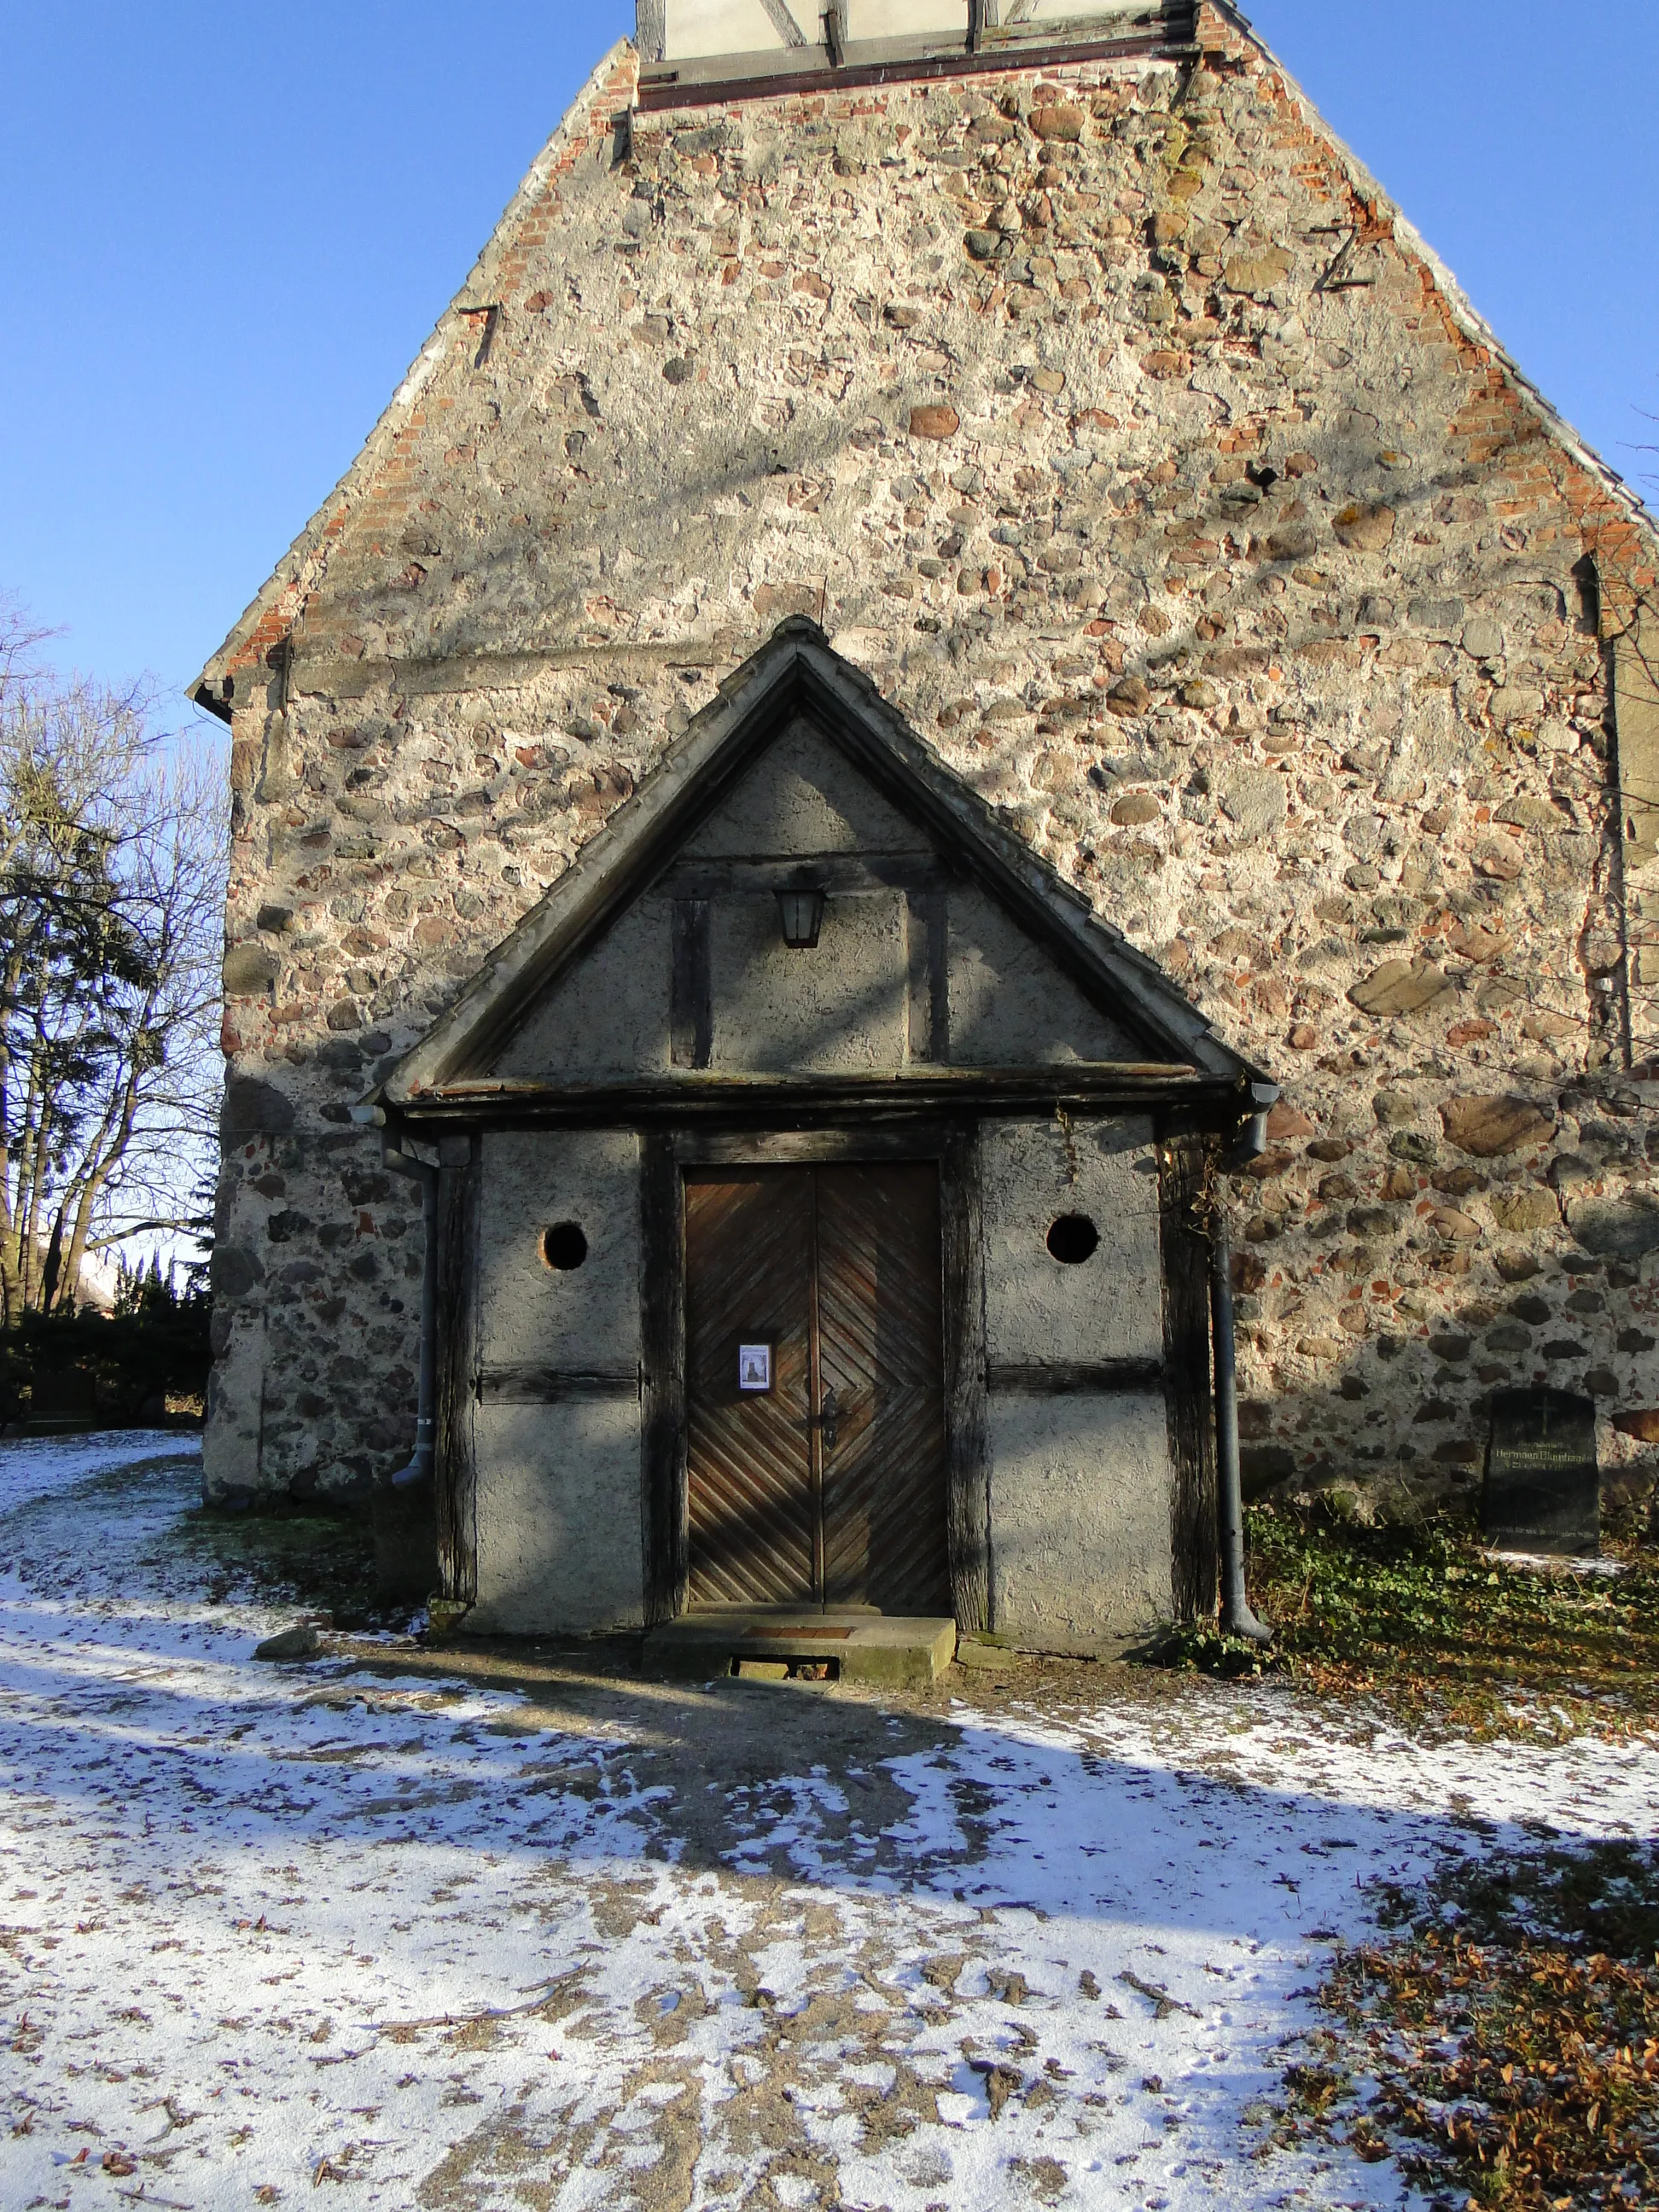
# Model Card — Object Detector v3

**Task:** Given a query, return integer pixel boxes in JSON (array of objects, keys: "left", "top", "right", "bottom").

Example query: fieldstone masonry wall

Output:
[{"left": 202, "top": 14, "right": 1659, "bottom": 1529}]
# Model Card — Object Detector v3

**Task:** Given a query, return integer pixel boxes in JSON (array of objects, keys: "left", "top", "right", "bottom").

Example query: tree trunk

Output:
[
  {"left": 39, "top": 1202, "right": 65, "bottom": 1313},
  {"left": 60, "top": 1055, "right": 144, "bottom": 1315}
]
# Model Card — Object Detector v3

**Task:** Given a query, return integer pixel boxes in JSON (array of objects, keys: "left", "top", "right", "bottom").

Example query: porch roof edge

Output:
[{"left": 375, "top": 617, "right": 1272, "bottom": 1109}]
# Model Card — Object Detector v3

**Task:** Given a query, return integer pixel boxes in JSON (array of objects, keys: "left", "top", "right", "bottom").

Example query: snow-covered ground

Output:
[{"left": 1, "top": 1436, "right": 1654, "bottom": 2211}]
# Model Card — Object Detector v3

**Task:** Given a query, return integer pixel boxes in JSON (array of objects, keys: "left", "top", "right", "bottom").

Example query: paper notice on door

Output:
[{"left": 738, "top": 1344, "right": 772, "bottom": 1393}]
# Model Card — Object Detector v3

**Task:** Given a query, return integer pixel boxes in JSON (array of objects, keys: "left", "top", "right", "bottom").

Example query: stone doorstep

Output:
[
  {"left": 955, "top": 1635, "right": 1030, "bottom": 1672},
  {"left": 644, "top": 1609, "right": 958, "bottom": 1691}
]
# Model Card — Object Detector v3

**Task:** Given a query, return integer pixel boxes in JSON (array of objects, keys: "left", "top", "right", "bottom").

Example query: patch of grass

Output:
[
  {"left": 170, "top": 1504, "right": 384, "bottom": 1627},
  {"left": 1135, "top": 1622, "right": 1289, "bottom": 1679},
  {"left": 1150, "top": 1507, "right": 1659, "bottom": 1736},
  {"left": 1274, "top": 1841, "right": 1659, "bottom": 2210}
]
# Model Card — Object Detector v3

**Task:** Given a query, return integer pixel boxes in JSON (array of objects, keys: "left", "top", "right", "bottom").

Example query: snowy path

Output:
[{"left": 1, "top": 1437, "right": 1654, "bottom": 2211}]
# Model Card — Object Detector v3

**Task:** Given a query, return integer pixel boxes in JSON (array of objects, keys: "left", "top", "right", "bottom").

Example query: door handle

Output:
[{"left": 811, "top": 1385, "right": 838, "bottom": 1452}]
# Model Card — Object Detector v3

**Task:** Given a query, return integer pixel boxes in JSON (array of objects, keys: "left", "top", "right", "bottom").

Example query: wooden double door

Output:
[{"left": 684, "top": 1162, "right": 950, "bottom": 1615}]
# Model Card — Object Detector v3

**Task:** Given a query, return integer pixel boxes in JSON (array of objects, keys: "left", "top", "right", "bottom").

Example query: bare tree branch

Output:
[{"left": 0, "top": 647, "right": 225, "bottom": 1316}]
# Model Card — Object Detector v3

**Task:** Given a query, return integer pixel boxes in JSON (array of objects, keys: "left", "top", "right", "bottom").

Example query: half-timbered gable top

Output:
[
  {"left": 379, "top": 620, "right": 1260, "bottom": 1109},
  {"left": 637, "top": 2, "right": 1196, "bottom": 89}
]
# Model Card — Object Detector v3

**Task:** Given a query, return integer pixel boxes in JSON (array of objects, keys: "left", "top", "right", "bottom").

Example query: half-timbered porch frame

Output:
[{"left": 366, "top": 619, "right": 1273, "bottom": 1651}]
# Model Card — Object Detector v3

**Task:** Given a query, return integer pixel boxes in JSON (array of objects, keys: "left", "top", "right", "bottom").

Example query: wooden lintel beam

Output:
[
  {"left": 637, "top": 26, "right": 1189, "bottom": 114},
  {"left": 477, "top": 1367, "right": 640, "bottom": 1404},
  {"left": 655, "top": 852, "right": 946, "bottom": 899},
  {"left": 987, "top": 1359, "right": 1164, "bottom": 1395},
  {"left": 393, "top": 1066, "right": 1243, "bottom": 1130}
]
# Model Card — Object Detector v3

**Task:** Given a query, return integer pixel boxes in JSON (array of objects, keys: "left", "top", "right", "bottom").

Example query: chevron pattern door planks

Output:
[
  {"left": 685, "top": 1171, "right": 816, "bottom": 1605},
  {"left": 684, "top": 1163, "right": 948, "bottom": 1613},
  {"left": 816, "top": 1165, "right": 951, "bottom": 1614}
]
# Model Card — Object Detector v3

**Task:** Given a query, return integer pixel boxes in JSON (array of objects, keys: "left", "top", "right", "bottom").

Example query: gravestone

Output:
[{"left": 1481, "top": 1388, "right": 1600, "bottom": 1556}]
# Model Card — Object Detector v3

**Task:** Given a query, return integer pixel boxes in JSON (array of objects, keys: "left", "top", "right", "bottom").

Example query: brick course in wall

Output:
[{"left": 199, "top": 20, "right": 1659, "bottom": 1528}]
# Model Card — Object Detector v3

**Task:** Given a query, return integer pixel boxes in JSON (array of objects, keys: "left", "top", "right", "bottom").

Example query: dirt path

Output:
[{"left": 1, "top": 1435, "right": 1654, "bottom": 2210}]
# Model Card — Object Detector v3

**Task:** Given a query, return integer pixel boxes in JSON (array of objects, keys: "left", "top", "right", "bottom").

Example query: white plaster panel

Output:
[
  {"left": 663, "top": 2, "right": 797, "bottom": 61},
  {"left": 684, "top": 719, "right": 920, "bottom": 857},
  {"left": 1016, "top": 0, "right": 1152, "bottom": 25},
  {"left": 988, "top": 1393, "right": 1173, "bottom": 1649},
  {"left": 709, "top": 890, "right": 909, "bottom": 1070},
  {"left": 981, "top": 1116, "right": 1162, "bottom": 1365},
  {"left": 947, "top": 883, "right": 1134, "bottom": 1064},
  {"left": 492, "top": 900, "right": 671, "bottom": 1079},
  {"left": 477, "top": 1131, "right": 643, "bottom": 1375},
  {"left": 470, "top": 1399, "right": 644, "bottom": 1634},
  {"left": 847, "top": 1, "right": 966, "bottom": 37},
  {"left": 202, "top": 1314, "right": 266, "bottom": 1505}
]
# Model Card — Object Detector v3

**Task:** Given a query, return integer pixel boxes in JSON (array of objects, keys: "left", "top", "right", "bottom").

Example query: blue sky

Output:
[{"left": 1, "top": 2, "right": 1654, "bottom": 709}]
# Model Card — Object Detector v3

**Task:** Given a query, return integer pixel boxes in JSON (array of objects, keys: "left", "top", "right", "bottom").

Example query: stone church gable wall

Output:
[{"left": 202, "top": 15, "right": 1659, "bottom": 1528}]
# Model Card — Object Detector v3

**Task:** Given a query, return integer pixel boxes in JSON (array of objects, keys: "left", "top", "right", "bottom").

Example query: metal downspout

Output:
[{"left": 1210, "top": 1192, "right": 1271, "bottom": 1644}]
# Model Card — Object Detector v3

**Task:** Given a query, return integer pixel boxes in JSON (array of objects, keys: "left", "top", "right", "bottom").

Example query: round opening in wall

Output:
[
  {"left": 541, "top": 1222, "right": 589, "bottom": 1272},
  {"left": 1046, "top": 1214, "right": 1100, "bottom": 1266}
]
